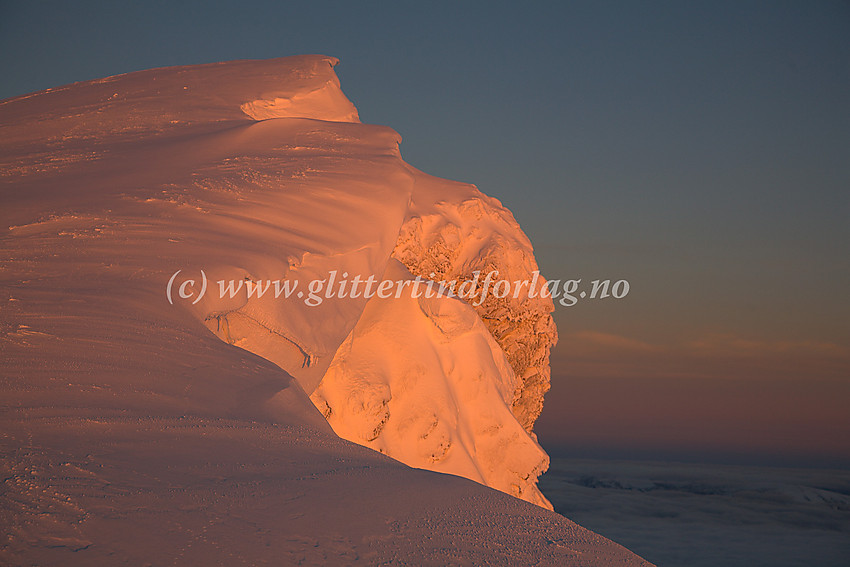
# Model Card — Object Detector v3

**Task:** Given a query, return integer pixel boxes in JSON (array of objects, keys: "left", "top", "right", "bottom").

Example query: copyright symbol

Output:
[{"left": 166, "top": 269, "right": 207, "bottom": 305}]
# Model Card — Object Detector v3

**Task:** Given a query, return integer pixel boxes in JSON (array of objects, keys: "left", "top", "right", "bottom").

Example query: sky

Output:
[{"left": 1, "top": 0, "right": 848, "bottom": 467}]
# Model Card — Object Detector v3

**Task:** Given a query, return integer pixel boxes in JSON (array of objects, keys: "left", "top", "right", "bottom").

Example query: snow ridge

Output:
[
  {"left": 0, "top": 55, "right": 654, "bottom": 566},
  {"left": 2, "top": 55, "right": 553, "bottom": 510}
]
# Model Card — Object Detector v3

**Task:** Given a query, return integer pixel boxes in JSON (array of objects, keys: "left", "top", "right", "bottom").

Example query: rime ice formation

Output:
[
  {"left": 0, "top": 56, "right": 651, "bottom": 565},
  {"left": 392, "top": 178, "right": 558, "bottom": 433},
  {"left": 312, "top": 167, "right": 559, "bottom": 508}
]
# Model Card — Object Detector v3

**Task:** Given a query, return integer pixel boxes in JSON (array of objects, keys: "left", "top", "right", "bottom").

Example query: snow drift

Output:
[{"left": 0, "top": 55, "right": 648, "bottom": 565}]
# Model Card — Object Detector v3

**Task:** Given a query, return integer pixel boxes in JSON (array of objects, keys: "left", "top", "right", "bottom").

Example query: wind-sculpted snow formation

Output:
[
  {"left": 0, "top": 55, "right": 649, "bottom": 565},
  {"left": 392, "top": 182, "right": 558, "bottom": 433}
]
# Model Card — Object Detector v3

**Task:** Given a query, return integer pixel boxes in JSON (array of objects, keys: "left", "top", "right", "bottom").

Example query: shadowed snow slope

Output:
[{"left": 0, "top": 55, "right": 650, "bottom": 565}]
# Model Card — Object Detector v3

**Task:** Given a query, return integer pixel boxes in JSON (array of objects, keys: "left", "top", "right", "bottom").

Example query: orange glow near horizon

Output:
[{"left": 537, "top": 331, "right": 850, "bottom": 467}]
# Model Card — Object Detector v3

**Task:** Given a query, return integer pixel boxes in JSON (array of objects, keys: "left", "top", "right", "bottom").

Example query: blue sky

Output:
[{"left": 2, "top": 0, "right": 848, "bottom": 465}]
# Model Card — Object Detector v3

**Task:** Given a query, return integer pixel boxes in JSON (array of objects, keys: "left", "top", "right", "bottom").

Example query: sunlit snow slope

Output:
[{"left": 0, "top": 55, "right": 649, "bottom": 565}]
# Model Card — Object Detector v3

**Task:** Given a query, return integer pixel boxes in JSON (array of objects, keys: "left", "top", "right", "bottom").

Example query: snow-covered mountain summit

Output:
[{"left": 0, "top": 55, "right": 647, "bottom": 565}]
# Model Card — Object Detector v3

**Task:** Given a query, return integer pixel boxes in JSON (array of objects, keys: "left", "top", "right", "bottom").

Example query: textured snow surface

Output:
[
  {"left": 312, "top": 259, "right": 552, "bottom": 508},
  {"left": 1, "top": 55, "right": 649, "bottom": 565}
]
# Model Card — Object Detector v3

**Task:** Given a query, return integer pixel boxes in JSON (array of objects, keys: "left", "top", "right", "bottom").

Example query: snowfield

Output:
[{"left": 0, "top": 55, "right": 650, "bottom": 565}]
